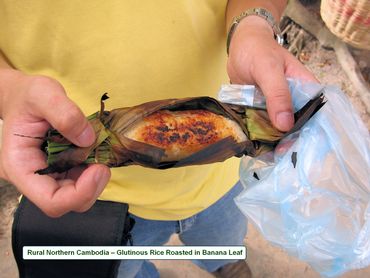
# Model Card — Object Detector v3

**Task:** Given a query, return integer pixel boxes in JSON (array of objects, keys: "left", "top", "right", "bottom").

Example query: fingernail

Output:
[
  {"left": 276, "top": 111, "right": 294, "bottom": 131},
  {"left": 76, "top": 125, "right": 95, "bottom": 146}
]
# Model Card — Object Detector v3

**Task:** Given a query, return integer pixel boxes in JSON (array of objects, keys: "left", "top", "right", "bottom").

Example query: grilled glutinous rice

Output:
[{"left": 124, "top": 109, "right": 247, "bottom": 161}]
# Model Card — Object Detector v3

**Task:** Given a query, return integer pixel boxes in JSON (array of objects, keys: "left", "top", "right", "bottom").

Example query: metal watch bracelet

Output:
[{"left": 226, "top": 7, "right": 284, "bottom": 55}]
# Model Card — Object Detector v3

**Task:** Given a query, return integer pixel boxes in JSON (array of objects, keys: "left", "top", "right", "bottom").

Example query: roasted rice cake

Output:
[{"left": 124, "top": 109, "right": 247, "bottom": 161}]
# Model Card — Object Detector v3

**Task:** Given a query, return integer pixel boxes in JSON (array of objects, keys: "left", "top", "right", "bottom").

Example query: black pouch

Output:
[{"left": 12, "top": 197, "right": 135, "bottom": 278}]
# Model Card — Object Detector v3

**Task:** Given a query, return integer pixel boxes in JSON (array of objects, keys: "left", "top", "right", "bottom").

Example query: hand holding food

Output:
[{"left": 0, "top": 69, "right": 110, "bottom": 217}]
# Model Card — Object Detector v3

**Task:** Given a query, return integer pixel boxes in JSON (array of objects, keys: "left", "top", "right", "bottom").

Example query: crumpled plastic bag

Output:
[{"left": 219, "top": 79, "right": 370, "bottom": 277}]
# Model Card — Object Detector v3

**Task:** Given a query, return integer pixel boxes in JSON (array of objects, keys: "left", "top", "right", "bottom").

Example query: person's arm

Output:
[
  {"left": 226, "top": 0, "right": 286, "bottom": 28},
  {"left": 226, "top": 0, "right": 317, "bottom": 131},
  {"left": 0, "top": 50, "right": 110, "bottom": 217}
]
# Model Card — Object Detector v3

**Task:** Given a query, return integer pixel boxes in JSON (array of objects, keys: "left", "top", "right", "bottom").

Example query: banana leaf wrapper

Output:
[{"left": 36, "top": 94, "right": 325, "bottom": 174}]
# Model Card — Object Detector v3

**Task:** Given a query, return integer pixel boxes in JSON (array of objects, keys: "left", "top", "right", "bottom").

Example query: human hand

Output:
[
  {"left": 0, "top": 69, "right": 111, "bottom": 217},
  {"left": 227, "top": 16, "right": 317, "bottom": 131}
]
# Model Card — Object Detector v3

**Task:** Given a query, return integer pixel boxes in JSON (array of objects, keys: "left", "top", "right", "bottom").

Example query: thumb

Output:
[
  {"left": 31, "top": 80, "right": 96, "bottom": 147},
  {"left": 41, "top": 97, "right": 95, "bottom": 147},
  {"left": 252, "top": 60, "right": 294, "bottom": 132}
]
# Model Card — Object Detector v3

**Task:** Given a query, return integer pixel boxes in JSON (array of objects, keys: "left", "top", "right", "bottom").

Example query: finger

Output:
[
  {"left": 251, "top": 56, "right": 294, "bottom": 132},
  {"left": 71, "top": 164, "right": 111, "bottom": 213},
  {"left": 1, "top": 119, "right": 51, "bottom": 181},
  {"left": 1, "top": 113, "right": 108, "bottom": 217},
  {"left": 15, "top": 163, "right": 110, "bottom": 217},
  {"left": 55, "top": 164, "right": 110, "bottom": 215},
  {"left": 53, "top": 164, "right": 111, "bottom": 213},
  {"left": 51, "top": 165, "right": 88, "bottom": 181},
  {"left": 3, "top": 131, "right": 110, "bottom": 217},
  {"left": 275, "top": 139, "right": 296, "bottom": 156},
  {"left": 28, "top": 77, "right": 95, "bottom": 147}
]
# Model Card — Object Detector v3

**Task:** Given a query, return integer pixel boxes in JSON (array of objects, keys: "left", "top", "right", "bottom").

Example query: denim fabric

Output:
[{"left": 117, "top": 181, "right": 247, "bottom": 278}]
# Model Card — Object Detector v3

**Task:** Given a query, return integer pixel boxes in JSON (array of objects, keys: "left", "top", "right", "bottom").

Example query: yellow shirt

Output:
[{"left": 0, "top": 0, "right": 240, "bottom": 220}]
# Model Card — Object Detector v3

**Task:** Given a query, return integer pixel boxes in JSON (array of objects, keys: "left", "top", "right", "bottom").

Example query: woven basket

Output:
[{"left": 320, "top": 0, "right": 370, "bottom": 50}]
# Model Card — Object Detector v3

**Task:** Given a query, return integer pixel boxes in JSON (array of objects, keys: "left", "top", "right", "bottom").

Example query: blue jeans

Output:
[{"left": 117, "top": 181, "right": 247, "bottom": 278}]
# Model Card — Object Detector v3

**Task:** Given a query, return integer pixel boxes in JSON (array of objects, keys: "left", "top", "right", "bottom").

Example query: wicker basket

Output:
[{"left": 320, "top": 0, "right": 370, "bottom": 50}]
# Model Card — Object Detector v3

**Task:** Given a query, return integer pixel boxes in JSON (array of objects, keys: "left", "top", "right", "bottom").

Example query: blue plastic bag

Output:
[{"left": 219, "top": 79, "right": 370, "bottom": 277}]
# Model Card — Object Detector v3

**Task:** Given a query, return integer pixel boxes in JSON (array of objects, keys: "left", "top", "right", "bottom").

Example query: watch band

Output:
[{"left": 226, "top": 7, "right": 284, "bottom": 55}]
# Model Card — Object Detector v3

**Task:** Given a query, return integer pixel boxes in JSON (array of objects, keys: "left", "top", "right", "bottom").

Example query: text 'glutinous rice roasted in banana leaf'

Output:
[{"left": 34, "top": 93, "right": 325, "bottom": 174}]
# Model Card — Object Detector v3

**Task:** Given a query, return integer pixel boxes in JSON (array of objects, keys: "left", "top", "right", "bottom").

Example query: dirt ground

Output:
[{"left": 0, "top": 3, "right": 369, "bottom": 278}]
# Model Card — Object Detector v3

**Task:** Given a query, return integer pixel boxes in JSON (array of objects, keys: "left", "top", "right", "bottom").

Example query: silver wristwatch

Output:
[{"left": 227, "top": 7, "right": 284, "bottom": 55}]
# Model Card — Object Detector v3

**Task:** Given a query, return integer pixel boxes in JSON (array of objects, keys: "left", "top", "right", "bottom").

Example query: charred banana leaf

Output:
[{"left": 35, "top": 93, "right": 325, "bottom": 174}]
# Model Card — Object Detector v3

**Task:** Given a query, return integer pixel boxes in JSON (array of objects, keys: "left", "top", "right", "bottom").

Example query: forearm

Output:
[
  {"left": 226, "top": 0, "right": 287, "bottom": 29},
  {"left": 0, "top": 50, "right": 23, "bottom": 119}
]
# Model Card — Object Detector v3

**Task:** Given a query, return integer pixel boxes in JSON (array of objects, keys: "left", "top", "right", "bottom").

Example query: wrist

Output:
[
  {"left": 228, "top": 16, "right": 276, "bottom": 58},
  {"left": 226, "top": 7, "right": 284, "bottom": 55},
  {"left": 237, "top": 15, "right": 275, "bottom": 37}
]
